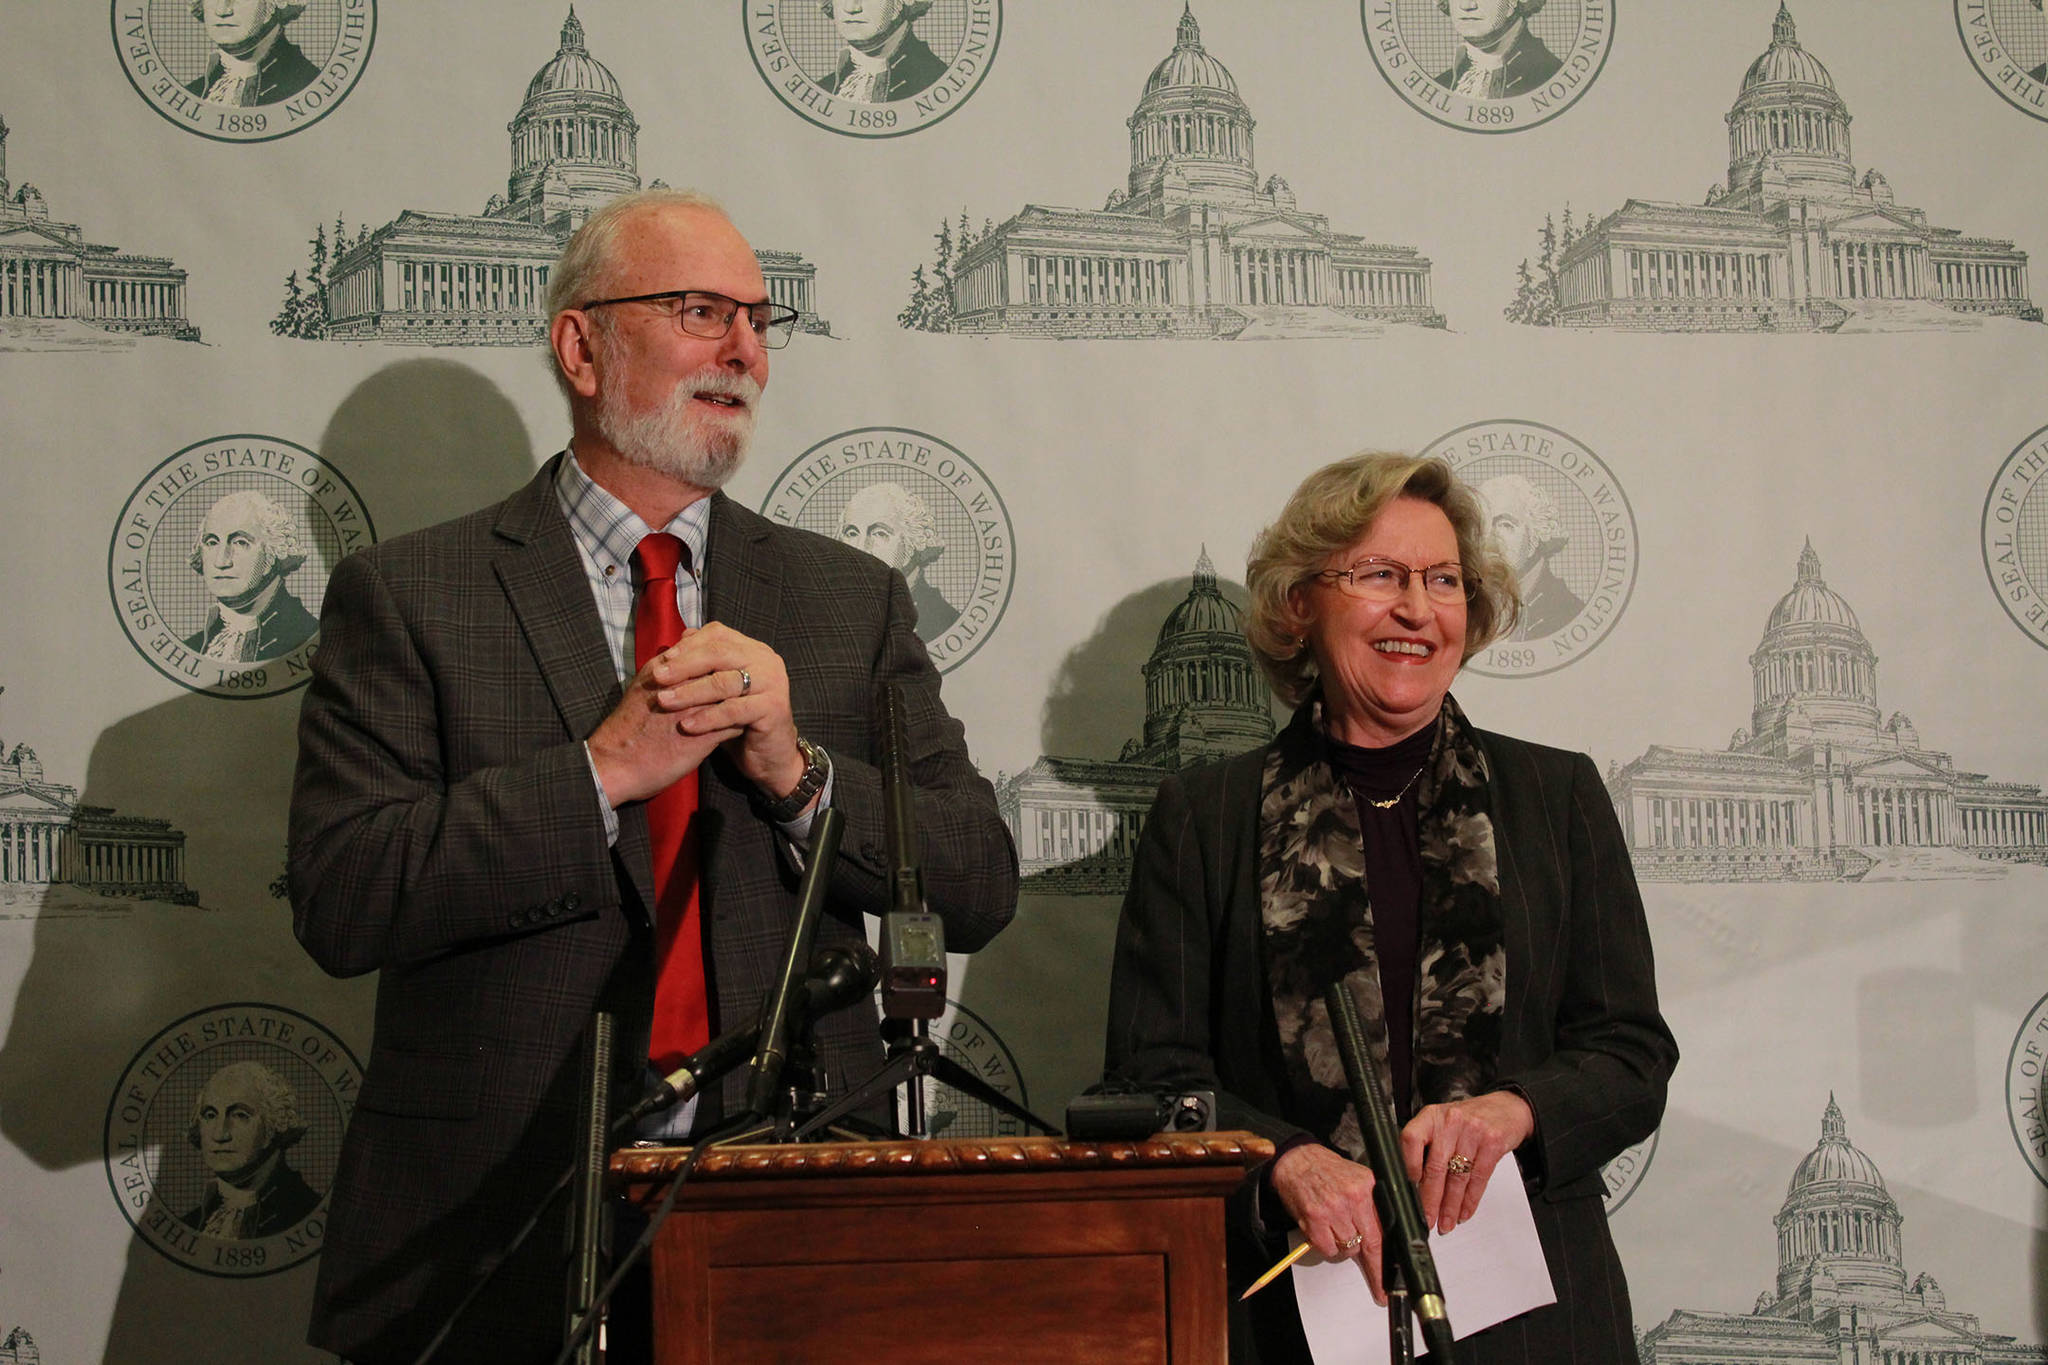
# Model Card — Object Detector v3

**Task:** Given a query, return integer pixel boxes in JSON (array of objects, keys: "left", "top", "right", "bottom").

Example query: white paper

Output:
[{"left": 1290, "top": 1153, "right": 1557, "bottom": 1363}]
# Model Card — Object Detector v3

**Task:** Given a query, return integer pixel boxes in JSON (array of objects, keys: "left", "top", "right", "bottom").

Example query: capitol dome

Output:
[
  {"left": 1766, "top": 539, "right": 1861, "bottom": 634},
  {"left": 1748, "top": 540, "right": 1880, "bottom": 742},
  {"left": 1740, "top": 3, "right": 1837, "bottom": 94},
  {"left": 1124, "top": 5, "right": 1259, "bottom": 212},
  {"left": 1129, "top": 549, "right": 1274, "bottom": 769},
  {"left": 1785, "top": 1094, "right": 1887, "bottom": 1196},
  {"left": 1772, "top": 1095, "right": 1907, "bottom": 1303},
  {"left": 526, "top": 7, "right": 622, "bottom": 100},
  {"left": 1143, "top": 6, "right": 1240, "bottom": 98},
  {"left": 1155, "top": 547, "right": 1242, "bottom": 643},
  {"left": 501, "top": 6, "right": 640, "bottom": 230},
  {"left": 1722, "top": 4, "right": 1854, "bottom": 201}
]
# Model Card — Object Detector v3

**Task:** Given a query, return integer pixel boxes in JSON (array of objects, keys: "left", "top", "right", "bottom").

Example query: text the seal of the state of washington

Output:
[
  {"left": 746, "top": 0, "right": 1000, "bottom": 138},
  {"left": 1362, "top": 0, "right": 1612, "bottom": 133},
  {"left": 762, "top": 428, "right": 1014, "bottom": 673},
  {"left": 113, "top": 0, "right": 376, "bottom": 143},
  {"left": 103, "top": 1003, "right": 361, "bottom": 1277},
  {"left": 1983, "top": 422, "right": 2048, "bottom": 650},
  {"left": 108, "top": 436, "right": 375, "bottom": 699},
  {"left": 1956, "top": 0, "right": 2048, "bottom": 123},
  {"left": 1425, "top": 419, "right": 1637, "bottom": 678}
]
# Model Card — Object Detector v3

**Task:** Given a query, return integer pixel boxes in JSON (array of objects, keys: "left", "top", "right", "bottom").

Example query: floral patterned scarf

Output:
[{"left": 1257, "top": 693, "right": 1505, "bottom": 1160}]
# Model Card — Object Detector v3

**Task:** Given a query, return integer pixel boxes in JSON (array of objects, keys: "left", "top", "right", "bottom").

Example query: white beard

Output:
[{"left": 593, "top": 368, "right": 762, "bottom": 491}]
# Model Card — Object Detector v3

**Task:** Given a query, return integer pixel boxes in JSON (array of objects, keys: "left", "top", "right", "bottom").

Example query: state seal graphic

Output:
[
  {"left": 745, "top": 0, "right": 1000, "bottom": 138},
  {"left": 1982, "top": 422, "right": 2048, "bottom": 650},
  {"left": 899, "top": 997, "right": 1032, "bottom": 1139},
  {"left": 1424, "top": 420, "right": 1637, "bottom": 678},
  {"left": 1362, "top": 0, "right": 1613, "bottom": 133},
  {"left": 108, "top": 435, "right": 375, "bottom": 699},
  {"left": 1956, "top": 0, "right": 2048, "bottom": 123},
  {"left": 1600, "top": 1130, "right": 1656, "bottom": 1214},
  {"left": 113, "top": 0, "right": 376, "bottom": 143},
  {"left": 103, "top": 1003, "right": 360, "bottom": 1277},
  {"left": 762, "top": 428, "right": 1014, "bottom": 672},
  {"left": 2007, "top": 989, "right": 2048, "bottom": 1187}
]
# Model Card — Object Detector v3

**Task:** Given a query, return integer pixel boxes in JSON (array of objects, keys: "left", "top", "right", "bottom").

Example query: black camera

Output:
[{"left": 1064, "top": 1089, "right": 1217, "bottom": 1141}]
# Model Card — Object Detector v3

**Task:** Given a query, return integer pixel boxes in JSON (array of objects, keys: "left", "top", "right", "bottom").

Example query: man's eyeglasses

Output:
[
  {"left": 576, "top": 289, "right": 803, "bottom": 349},
  {"left": 1312, "top": 557, "right": 1474, "bottom": 604}
]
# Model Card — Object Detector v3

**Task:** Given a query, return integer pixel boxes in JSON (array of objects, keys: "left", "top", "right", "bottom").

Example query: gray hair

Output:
[
  {"left": 1244, "top": 453, "right": 1520, "bottom": 707},
  {"left": 544, "top": 189, "right": 733, "bottom": 399},
  {"left": 187, "top": 489, "right": 307, "bottom": 577},
  {"left": 186, "top": 1060, "right": 308, "bottom": 1152}
]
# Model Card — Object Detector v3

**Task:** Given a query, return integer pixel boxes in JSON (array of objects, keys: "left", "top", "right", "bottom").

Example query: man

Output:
[
  {"left": 838, "top": 481, "right": 960, "bottom": 638},
  {"left": 289, "top": 188, "right": 1016, "bottom": 1364},
  {"left": 818, "top": 0, "right": 946, "bottom": 103},
  {"left": 179, "top": 1060, "right": 323, "bottom": 1240},
  {"left": 182, "top": 488, "right": 320, "bottom": 662},
  {"left": 184, "top": 0, "right": 320, "bottom": 106},
  {"left": 1433, "top": 0, "right": 1561, "bottom": 98},
  {"left": 1477, "top": 473, "right": 1584, "bottom": 639}
]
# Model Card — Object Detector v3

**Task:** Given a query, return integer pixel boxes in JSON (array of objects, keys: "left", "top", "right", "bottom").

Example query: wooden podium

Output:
[{"left": 612, "top": 1132, "right": 1273, "bottom": 1365}]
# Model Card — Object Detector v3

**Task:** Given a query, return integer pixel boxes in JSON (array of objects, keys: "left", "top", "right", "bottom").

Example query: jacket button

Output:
[{"left": 563, "top": 891, "right": 582, "bottom": 912}]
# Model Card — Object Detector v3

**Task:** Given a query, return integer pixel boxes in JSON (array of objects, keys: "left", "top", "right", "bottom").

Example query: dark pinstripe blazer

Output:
[
  {"left": 289, "top": 454, "right": 1017, "bottom": 1365},
  {"left": 1104, "top": 726, "right": 1676, "bottom": 1365}
]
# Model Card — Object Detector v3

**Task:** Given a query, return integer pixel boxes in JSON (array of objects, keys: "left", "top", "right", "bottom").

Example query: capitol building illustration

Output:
[
  {"left": 1553, "top": 4, "right": 2036, "bottom": 332},
  {"left": 1640, "top": 1097, "right": 2046, "bottom": 1364},
  {"left": 1605, "top": 542, "right": 2048, "bottom": 882},
  {"left": 996, "top": 550, "right": 1274, "bottom": 892},
  {"left": 950, "top": 6, "right": 1442, "bottom": 340},
  {"left": 0, "top": 731, "right": 194, "bottom": 906},
  {"left": 0, "top": 113, "right": 198, "bottom": 342},
  {"left": 323, "top": 8, "right": 822, "bottom": 345}
]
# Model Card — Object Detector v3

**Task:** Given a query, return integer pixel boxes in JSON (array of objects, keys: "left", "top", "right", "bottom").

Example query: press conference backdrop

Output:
[{"left": 1, "top": 2, "right": 2044, "bottom": 1360}]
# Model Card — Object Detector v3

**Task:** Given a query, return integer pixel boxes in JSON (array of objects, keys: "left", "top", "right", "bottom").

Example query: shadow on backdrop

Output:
[
  {"left": 946, "top": 560, "right": 1282, "bottom": 1137},
  {"left": 0, "top": 359, "right": 535, "bottom": 1365}
]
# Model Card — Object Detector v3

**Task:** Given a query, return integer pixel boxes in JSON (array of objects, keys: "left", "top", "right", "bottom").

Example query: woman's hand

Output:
[
  {"left": 1269, "top": 1142, "right": 1390, "bottom": 1303},
  {"left": 1399, "top": 1090, "right": 1536, "bottom": 1234}
]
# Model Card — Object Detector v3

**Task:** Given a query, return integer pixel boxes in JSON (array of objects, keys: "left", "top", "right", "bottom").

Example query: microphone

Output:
[
  {"left": 1324, "top": 981, "right": 1458, "bottom": 1362},
  {"left": 614, "top": 942, "right": 880, "bottom": 1133},
  {"left": 878, "top": 684, "right": 945, "bottom": 1019},
  {"left": 744, "top": 807, "right": 844, "bottom": 1118}
]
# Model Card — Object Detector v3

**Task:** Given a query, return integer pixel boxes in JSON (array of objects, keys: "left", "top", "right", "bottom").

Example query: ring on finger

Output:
[
  {"left": 1337, "top": 1233, "right": 1364, "bottom": 1252},
  {"left": 738, "top": 667, "right": 752, "bottom": 696},
  {"left": 1446, "top": 1153, "right": 1475, "bottom": 1175}
]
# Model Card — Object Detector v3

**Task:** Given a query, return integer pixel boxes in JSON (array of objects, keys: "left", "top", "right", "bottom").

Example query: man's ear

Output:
[{"left": 549, "top": 310, "right": 602, "bottom": 400}]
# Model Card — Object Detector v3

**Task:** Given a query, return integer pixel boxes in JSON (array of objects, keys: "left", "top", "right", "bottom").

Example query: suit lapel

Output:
[
  {"left": 492, "top": 454, "right": 657, "bottom": 913},
  {"left": 703, "top": 494, "right": 782, "bottom": 647}
]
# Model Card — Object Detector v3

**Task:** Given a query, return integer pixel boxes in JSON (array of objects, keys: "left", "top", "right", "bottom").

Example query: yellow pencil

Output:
[{"left": 1239, "top": 1240, "right": 1313, "bottom": 1300}]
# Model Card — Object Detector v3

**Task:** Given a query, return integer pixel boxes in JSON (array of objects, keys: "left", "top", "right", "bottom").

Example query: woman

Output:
[{"left": 1104, "top": 453, "right": 1677, "bottom": 1362}]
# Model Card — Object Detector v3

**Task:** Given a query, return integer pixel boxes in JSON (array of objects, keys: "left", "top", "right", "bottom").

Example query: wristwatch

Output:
[{"left": 761, "top": 735, "right": 830, "bottom": 823}]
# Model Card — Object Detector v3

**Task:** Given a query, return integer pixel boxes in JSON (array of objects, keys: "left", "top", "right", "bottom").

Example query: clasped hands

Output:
[
  {"left": 588, "top": 622, "right": 809, "bottom": 810},
  {"left": 1268, "top": 1089, "right": 1534, "bottom": 1304}
]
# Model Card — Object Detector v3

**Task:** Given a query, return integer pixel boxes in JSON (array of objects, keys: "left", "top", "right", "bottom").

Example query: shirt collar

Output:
[{"left": 554, "top": 451, "right": 711, "bottom": 580}]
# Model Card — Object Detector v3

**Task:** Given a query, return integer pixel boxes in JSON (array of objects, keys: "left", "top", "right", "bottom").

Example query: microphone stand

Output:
[
  {"left": 1323, "top": 982, "right": 1459, "bottom": 1364},
  {"left": 742, "top": 807, "right": 843, "bottom": 1126}
]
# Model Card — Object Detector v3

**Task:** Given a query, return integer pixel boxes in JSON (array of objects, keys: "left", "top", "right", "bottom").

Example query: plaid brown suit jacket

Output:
[
  {"left": 1104, "top": 727, "right": 1676, "bottom": 1364},
  {"left": 289, "top": 454, "right": 1017, "bottom": 1364}
]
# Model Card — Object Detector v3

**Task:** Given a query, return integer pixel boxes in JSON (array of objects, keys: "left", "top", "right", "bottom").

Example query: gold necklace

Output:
[{"left": 1366, "top": 762, "right": 1428, "bottom": 810}]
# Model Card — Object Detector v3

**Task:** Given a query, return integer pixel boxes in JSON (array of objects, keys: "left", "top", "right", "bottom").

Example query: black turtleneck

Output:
[{"left": 1324, "top": 721, "right": 1435, "bottom": 1124}]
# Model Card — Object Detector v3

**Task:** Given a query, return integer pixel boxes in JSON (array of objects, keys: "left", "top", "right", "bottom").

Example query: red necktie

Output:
[{"left": 633, "top": 533, "right": 709, "bottom": 1073}]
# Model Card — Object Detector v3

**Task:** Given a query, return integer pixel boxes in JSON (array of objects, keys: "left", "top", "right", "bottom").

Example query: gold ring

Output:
[
  {"left": 1337, "top": 1233, "right": 1364, "bottom": 1252},
  {"left": 1446, "top": 1154, "right": 1475, "bottom": 1175}
]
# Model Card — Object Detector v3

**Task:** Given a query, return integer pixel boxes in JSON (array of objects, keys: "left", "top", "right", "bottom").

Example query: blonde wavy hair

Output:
[{"left": 1244, "top": 453, "right": 1520, "bottom": 706}]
